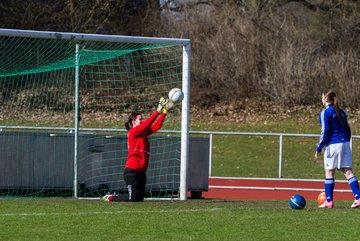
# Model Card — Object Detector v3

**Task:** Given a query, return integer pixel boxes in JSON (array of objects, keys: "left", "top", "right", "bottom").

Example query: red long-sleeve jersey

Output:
[{"left": 125, "top": 110, "right": 166, "bottom": 172}]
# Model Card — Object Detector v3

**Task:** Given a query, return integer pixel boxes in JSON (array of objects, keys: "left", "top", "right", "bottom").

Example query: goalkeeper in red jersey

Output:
[{"left": 102, "top": 97, "right": 174, "bottom": 202}]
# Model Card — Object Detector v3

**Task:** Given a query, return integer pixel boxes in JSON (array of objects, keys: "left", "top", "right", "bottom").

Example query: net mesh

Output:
[{"left": 0, "top": 32, "right": 184, "bottom": 199}]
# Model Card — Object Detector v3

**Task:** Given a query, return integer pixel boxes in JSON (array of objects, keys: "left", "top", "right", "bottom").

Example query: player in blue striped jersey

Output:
[{"left": 315, "top": 90, "right": 360, "bottom": 208}]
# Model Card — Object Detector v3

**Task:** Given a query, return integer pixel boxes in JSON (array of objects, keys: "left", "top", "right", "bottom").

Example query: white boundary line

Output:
[
  {"left": 78, "top": 197, "right": 180, "bottom": 201},
  {"left": 0, "top": 208, "right": 223, "bottom": 217}
]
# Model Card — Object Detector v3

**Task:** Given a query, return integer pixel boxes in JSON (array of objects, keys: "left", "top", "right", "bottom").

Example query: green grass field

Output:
[
  {"left": 1, "top": 113, "right": 360, "bottom": 240},
  {"left": 1, "top": 198, "right": 360, "bottom": 241}
]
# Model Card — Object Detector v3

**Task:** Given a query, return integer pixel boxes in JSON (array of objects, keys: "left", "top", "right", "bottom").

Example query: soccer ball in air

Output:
[
  {"left": 289, "top": 194, "right": 306, "bottom": 209},
  {"left": 168, "top": 88, "right": 184, "bottom": 103},
  {"left": 317, "top": 192, "right": 326, "bottom": 206}
]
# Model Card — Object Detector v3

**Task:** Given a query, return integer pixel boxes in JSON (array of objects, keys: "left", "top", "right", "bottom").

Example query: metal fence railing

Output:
[
  {"left": 1, "top": 126, "right": 359, "bottom": 179},
  {"left": 189, "top": 131, "right": 360, "bottom": 178}
]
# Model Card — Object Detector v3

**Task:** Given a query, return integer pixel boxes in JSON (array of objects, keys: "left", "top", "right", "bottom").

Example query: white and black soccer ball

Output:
[{"left": 168, "top": 88, "right": 184, "bottom": 103}]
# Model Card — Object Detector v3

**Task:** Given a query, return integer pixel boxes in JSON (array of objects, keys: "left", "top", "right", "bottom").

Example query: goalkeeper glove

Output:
[
  {"left": 157, "top": 97, "right": 167, "bottom": 112},
  {"left": 163, "top": 99, "right": 175, "bottom": 114}
]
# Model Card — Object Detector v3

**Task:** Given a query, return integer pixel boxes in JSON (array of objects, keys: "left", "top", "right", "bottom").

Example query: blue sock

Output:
[
  {"left": 325, "top": 178, "right": 335, "bottom": 202},
  {"left": 348, "top": 176, "right": 360, "bottom": 200}
]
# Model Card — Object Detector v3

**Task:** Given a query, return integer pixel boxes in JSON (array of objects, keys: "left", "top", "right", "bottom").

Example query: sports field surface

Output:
[
  {"left": 1, "top": 192, "right": 359, "bottom": 241},
  {"left": 206, "top": 177, "right": 355, "bottom": 201}
]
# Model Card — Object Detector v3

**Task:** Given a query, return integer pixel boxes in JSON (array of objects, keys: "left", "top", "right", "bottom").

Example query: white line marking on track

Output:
[{"left": 209, "top": 185, "right": 352, "bottom": 192}]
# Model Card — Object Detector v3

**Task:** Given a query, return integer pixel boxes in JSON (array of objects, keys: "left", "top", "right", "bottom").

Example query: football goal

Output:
[{"left": 0, "top": 29, "right": 190, "bottom": 200}]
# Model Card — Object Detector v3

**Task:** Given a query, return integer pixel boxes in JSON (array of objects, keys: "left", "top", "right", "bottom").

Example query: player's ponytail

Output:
[
  {"left": 125, "top": 112, "right": 141, "bottom": 131},
  {"left": 323, "top": 90, "right": 344, "bottom": 125}
]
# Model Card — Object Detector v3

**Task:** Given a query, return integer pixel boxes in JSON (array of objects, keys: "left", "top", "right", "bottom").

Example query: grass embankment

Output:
[
  {"left": 190, "top": 103, "right": 360, "bottom": 179},
  {"left": 2, "top": 102, "right": 359, "bottom": 179}
]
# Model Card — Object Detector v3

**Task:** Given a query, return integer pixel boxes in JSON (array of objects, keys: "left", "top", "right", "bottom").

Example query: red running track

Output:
[{"left": 202, "top": 177, "right": 355, "bottom": 201}]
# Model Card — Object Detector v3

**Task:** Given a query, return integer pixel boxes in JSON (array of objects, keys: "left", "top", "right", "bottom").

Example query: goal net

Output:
[{"left": 0, "top": 29, "right": 190, "bottom": 200}]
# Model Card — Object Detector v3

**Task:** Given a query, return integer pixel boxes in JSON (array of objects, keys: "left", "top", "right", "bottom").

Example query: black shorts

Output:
[{"left": 123, "top": 168, "right": 147, "bottom": 202}]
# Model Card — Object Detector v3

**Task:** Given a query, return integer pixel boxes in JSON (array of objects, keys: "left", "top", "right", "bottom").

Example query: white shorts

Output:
[{"left": 324, "top": 142, "right": 352, "bottom": 170}]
